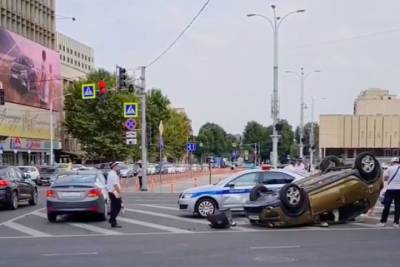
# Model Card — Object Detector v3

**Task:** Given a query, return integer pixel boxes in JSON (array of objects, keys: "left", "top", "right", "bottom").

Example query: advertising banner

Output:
[{"left": 0, "top": 27, "right": 62, "bottom": 111}]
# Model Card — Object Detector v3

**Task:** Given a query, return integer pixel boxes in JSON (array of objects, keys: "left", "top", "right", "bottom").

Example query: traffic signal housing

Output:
[{"left": 118, "top": 67, "right": 127, "bottom": 90}]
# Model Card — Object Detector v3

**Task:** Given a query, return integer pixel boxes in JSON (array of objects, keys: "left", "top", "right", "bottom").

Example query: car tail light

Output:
[
  {"left": 87, "top": 188, "right": 102, "bottom": 198},
  {"left": 47, "top": 190, "right": 56, "bottom": 198},
  {"left": 0, "top": 179, "right": 10, "bottom": 188}
]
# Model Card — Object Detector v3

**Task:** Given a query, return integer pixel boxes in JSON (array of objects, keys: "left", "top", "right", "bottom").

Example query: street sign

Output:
[
  {"left": 125, "top": 119, "right": 137, "bottom": 130},
  {"left": 186, "top": 143, "right": 197, "bottom": 152},
  {"left": 126, "top": 131, "right": 137, "bottom": 138},
  {"left": 126, "top": 138, "right": 137, "bottom": 145},
  {"left": 124, "top": 102, "right": 138, "bottom": 118},
  {"left": 82, "top": 83, "right": 96, "bottom": 99}
]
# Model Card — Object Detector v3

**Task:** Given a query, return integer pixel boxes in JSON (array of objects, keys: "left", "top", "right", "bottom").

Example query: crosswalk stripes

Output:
[
  {"left": 138, "top": 204, "right": 179, "bottom": 211},
  {"left": 118, "top": 216, "right": 192, "bottom": 233},
  {"left": 2, "top": 221, "right": 51, "bottom": 237}
]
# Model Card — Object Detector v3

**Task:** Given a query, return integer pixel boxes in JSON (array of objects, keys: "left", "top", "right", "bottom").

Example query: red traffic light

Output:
[{"left": 98, "top": 80, "right": 107, "bottom": 95}]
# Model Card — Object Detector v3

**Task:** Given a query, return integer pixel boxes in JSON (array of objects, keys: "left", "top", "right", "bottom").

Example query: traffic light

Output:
[
  {"left": 275, "top": 122, "right": 283, "bottom": 132},
  {"left": 0, "top": 88, "right": 5, "bottom": 105},
  {"left": 118, "top": 67, "right": 127, "bottom": 89},
  {"left": 98, "top": 80, "right": 107, "bottom": 95}
]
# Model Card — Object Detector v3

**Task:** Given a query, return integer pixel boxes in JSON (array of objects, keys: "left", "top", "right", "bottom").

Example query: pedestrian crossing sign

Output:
[
  {"left": 82, "top": 83, "right": 96, "bottom": 99},
  {"left": 124, "top": 102, "right": 138, "bottom": 118}
]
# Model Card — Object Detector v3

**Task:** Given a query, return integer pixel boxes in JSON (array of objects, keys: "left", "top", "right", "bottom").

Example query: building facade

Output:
[
  {"left": 0, "top": 0, "right": 56, "bottom": 49},
  {"left": 0, "top": 0, "right": 61, "bottom": 166},
  {"left": 320, "top": 89, "right": 400, "bottom": 159},
  {"left": 56, "top": 32, "right": 95, "bottom": 163}
]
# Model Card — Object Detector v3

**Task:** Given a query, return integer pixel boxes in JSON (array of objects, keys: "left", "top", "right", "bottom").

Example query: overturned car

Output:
[{"left": 244, "top": 152, "right": 383, "bottom": 227}]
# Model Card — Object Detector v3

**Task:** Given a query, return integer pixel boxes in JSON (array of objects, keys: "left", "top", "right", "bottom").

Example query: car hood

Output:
[{"left": 182, "top": 184, "right": 221, "bottom": 194}]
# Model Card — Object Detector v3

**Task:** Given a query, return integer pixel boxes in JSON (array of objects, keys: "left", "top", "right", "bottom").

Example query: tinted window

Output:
[
  {"left": 262, "top": 172, "right": 294, "bottom": 185},
  {"left": 18, "top": 167, "right": 29, "bottom": 172},
  {"left": 42, "top": 168, "right": 56, "bottom": 174},
  {"left": 0, "top": 168, "right": 10, "bottom": 180},
  {"left": 54, "top": 175, "right": 96, "bottom": 185},
  {"left": 228, "top": 172, "right": 260, "bottom": 187}
]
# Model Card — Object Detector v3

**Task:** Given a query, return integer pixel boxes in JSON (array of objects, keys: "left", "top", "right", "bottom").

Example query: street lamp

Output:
[
  {"left": 56, "top": 16, "right": 76, "bottom": 21},
  {"left": 309, "top": 97, "right": 326, "bottom": 171},
  {"left": 285, "top": 68, "right": 320, "bottom": 158},
  {"left": 49, "top": 93, "right": 71, "bottom": 166},
  {"left": 247, "top": 5, "right": 305, "bottom": 168}
]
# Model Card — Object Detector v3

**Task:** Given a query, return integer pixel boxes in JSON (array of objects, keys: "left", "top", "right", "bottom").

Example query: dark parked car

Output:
[
  {"left": 0, "top": 166, "right": 38, "bottom": 210},
  {"left": 37, "top": 167, "right": 68, "bottom": 186},
  {"left": 9, "top": 55, "right": 38, "bottom": 94},
  {"left": 46, "top": 171, "right": 108, "bottom": 222},
  {"left": 244, "top": 153, "right": 383, "bottom": 227}
]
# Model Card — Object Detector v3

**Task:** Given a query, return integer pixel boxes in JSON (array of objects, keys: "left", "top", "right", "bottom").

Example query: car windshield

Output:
[
  {"left": 42, "top": 168, "right": 56, "bottom": 174},
  {"left": 215, "top": 173, "right": 241, "bottom": 186},
  {"left": 18, "top": 167, "right": 29, "bottom": 172},
  {"left": 54, "top": 174, "right": 96, "bottom": 185}
]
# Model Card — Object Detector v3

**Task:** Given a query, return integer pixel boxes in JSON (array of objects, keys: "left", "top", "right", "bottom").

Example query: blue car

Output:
[{"left": 178, "top": 169, "right": 305, "bottom": 217}]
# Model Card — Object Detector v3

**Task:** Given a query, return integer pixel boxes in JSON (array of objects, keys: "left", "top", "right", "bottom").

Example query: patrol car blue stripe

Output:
[{"left": 191, "top": 189, "right": 251, "bottom": 198}]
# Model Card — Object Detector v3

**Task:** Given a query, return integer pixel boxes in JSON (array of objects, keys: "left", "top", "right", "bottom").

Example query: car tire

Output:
[
  {"left": 98, "top": 202, "right": 108, "bottom": 221},
  {"left": 319, "top": 155, "right": 341, "bottom": 173},
  {"left": 7, "top": 191, "right": 18, "bottom": 210},
  {"left": 279, "top": 184, "right": 307, "bottom": 216},
  {"left": 195, "top": 197, "right": 218, "bottom": 218},
  {"left": 249, "top": 184, "right": 269, "bottom": 201},
  {"left": 47, "top": 212, "right": 57, "bottom": 223},
  {"left": 29, "top": 189, "right": 38, "bottom": 206},
  {"left": 354, "top": 152, "right": 380, "bottom": 182}
]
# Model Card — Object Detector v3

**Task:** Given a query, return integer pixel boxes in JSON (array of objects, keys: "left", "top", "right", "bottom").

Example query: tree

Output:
[
  {"left": 277, "top": 120, "right": 296, "bottom": 163},
  {"left": 295, "top": 122, "right": 320, "bottom": 156},
  {"left": 242, "top": 121, "right": 270, "bottom": 162},
  {"left": 196, "top": 123, "right": 228, "bottom": 157},
  {"left": 64, "top": 69, "right": 140, "bottom": 162},
  {"left": 162, "top": 110, "right": 192, "bottom": 162}
]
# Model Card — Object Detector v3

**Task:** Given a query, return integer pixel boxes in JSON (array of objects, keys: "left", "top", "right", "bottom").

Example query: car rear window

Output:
[
  {"left": 54, "top": 175, "right": 96, "bottom": 185},
  {"left": 18, "top": 167, "right": 29, "bottom": 172}
]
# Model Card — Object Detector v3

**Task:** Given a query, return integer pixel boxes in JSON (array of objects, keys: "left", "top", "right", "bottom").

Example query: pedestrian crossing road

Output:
[{"left": 0, "top": 192, "right": 397, "bottom": 240}]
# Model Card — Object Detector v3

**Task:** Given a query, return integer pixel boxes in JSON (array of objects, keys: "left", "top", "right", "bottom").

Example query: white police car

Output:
[{"left": 178, "top": 169, "right": 305, "bottom": 217}]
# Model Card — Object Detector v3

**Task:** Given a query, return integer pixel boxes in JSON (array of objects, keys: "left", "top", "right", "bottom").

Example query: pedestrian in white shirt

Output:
[
  {"left": 107, "top": 162, "right": 122, "bottom": 228},
  {"left": 294, "top": 158, "right": 307, "bottom": 175},
  {"left": 378, "top": 157, "right": 400, "bottom": 227}
]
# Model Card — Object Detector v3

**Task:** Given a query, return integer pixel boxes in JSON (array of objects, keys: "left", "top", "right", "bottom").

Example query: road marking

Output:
[
  {"left": 3, "top": 221, "right": 51, "bottom": 237},
  {"left": 137, "top": 204, "right": 179, "bottom": 211},
  {"left": 0, "top": 208, "right": 45, "bottom": 227},
  {"left": 118, "top": 216, "right": 192, "bottom": 233},
  {"left": 250, "top": 245, "right": 301, "bottom": 250},
  {"left": 351, "top": 222, "right": 381, "bottom": 228},
  {"left": 32, "top": 212, "right": 122, "bottom": 235},
  {"left": 43, "top": 252, "right": 98, "bottom": 257}
]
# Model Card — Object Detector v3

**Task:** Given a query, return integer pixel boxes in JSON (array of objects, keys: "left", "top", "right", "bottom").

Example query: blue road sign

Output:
[
  {"left": 82, "top": 83, "right": 96, "bottom": 99},
  {"left": 124, "top": 102, "right": 138, "bottom": 118},
  {"left": 125, "top": 119, "right": 137, "bottom": 130},
  {"left": 186, "top": 143, "right": 197, "bottom": 152}
]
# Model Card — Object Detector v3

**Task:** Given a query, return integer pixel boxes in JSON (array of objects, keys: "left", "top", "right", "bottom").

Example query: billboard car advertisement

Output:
[{"left": 0, "top": 27, "right": 62, "bottom": 111}]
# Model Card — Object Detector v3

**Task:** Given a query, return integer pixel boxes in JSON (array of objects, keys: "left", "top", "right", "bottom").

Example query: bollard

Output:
[{"left": 170, "top": 183, "right": 174, "bottom": 193}]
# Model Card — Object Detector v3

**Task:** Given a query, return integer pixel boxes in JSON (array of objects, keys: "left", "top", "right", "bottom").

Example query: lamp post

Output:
[
  {"left": 309, "top": 97, "right": 326, "bottom": 171},
  {"left": 247, "top": 5, "right": 305, "bottom": 168},
  {"left": 285, "top": 68, "right": 320, "bottom": 158},
  {"left": 49, "top": 93, "right": 71, "bottom": 166}
]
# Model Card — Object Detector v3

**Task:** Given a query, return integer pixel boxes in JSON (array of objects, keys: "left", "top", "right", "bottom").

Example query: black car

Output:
[
  {"left": 0, "top": 166, "right": 38, "bottom": 210},
  {"left": 9, "top": 55, "right": 38, "bottom": 94},
  {"left": 38, "top": 167, "right": 67, "bottom": 186}
]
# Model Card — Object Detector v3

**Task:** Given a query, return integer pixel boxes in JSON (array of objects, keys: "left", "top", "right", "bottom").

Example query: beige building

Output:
[
  {"left": 56, "top": 32, "right": 95, "bottom": 162},
  {"left": 320, "top": 89, "right": 400, "bottom": 159},
  {"left": 0, "top": 0, "right": 56, "bottom": 49}
]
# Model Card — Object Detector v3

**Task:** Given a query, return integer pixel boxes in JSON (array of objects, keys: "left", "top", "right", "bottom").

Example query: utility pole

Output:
[
  {"left": 309, "top": 97, "right": 315, "bottom": 171},
  {"left": 299, "top": 68, "right": 305, "bottom": 158},
  {"left": 140, "top": 66, "right": 148, "bottom": 191}
]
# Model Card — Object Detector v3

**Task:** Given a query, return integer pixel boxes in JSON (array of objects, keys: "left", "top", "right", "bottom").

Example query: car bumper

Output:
[
  {"left": 0, "top": 189, "right": 10, "bottom": 203},
  {"left": 38, "top": 178, "right": 52, "bottom": 185},
  {"left": 177, "top": 197, "right": 196, "bottom": 214},
  {"left": 47, "top": 199, "right": 105, "bottom": 214}
]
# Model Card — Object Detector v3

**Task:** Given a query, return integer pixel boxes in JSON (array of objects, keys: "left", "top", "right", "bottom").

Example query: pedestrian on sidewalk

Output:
[
  {"left": 137, "top": 161, "right": 143, "bottom": 190},
  {"left": 107, "top": 162, "right": 122, "bottom": 228},
  {"left": 378, "top": 157, "right": 400, "bottom": 227}
]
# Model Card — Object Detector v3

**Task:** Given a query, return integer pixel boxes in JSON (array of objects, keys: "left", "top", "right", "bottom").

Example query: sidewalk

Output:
[{"left": 120, "top": 168, "right": 244, "bottom": 193}]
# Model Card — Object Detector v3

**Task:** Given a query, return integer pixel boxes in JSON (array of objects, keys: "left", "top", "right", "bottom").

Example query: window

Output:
[
  {"left": 227, "top": 173, "right": 260, "bottom": 187},
  {"left": 261, "top": 172, "right": 294, "bottom": 185}
]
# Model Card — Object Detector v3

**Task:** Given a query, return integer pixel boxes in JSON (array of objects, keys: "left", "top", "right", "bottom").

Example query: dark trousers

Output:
[
  {"left": 108, "top": 193, "right": 122, "bottom": 226},
  {"left": 138, "top": 176, "right": 143, "bottom": 189},
  {"left": 380, "top": 189, "right": 400, "bottom": 224}
]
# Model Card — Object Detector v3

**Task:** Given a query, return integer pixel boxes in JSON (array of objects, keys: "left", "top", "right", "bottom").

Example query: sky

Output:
[{"left": 56, "top": 0, "right": 400, "bottom": 135}]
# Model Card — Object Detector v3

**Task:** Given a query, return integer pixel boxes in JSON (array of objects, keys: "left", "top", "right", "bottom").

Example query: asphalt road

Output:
[{"left": 0, "top": 189, "right": 399, "bottom": 267}]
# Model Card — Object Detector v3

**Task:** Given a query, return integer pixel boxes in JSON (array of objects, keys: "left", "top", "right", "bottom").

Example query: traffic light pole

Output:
[{"left": 140, "top": 66, "right": 148, "bottom": 191}]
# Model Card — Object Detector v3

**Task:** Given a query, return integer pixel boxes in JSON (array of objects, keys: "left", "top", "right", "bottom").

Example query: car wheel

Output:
[
  {"left": 195, "top": 198, "right": 217, "bottom": 218},
  {"left": 8, "top": 191, "right": 18, "bottom": 210},
  {"left": 249, "top": 184, "right": 269, "bottom": 201},
  {"left": 354, "top": 152, "right": 380, "bottom": 182},
  {"left": 29, "top": 190, "right": 38, "bottom": 206},
  {"left": 47, "top": 212, "right": 57, "bottom": 223},
  {"left": 279, "top": 184, "right": 307, "bottom": 216},
  {"left": 319, "top": 155, "right": 341, "bottom": 173},
  {"left": 98, "top": 202, "right": 108, "bottom": 221}
]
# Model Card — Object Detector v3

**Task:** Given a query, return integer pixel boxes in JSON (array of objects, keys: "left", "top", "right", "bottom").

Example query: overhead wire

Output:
[{"left": 146, "top": 0, "right": 211, "bottom": 68}]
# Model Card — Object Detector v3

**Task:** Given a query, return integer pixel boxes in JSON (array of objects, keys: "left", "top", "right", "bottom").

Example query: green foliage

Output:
[
  {"left": 64, "top": 69, "right": 140, "bottom": 161},
  {"left": 242, "top": 121, "right": 270, "bottom": 161},
  {"left": 196, "top": 123, "right": 228, "bottom": 157}
]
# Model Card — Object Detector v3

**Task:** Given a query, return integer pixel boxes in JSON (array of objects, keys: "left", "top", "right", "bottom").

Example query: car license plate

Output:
[{"left": 59, "top": 192, "right": 81, "bottom": 198}]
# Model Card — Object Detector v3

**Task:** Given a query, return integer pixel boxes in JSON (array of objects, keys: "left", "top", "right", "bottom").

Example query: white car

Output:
[
  {"left": 17, "top": 166, "right": 40, "bottom": 184},
  {"left": 178, "top": 169, "right": 305, "bottom": 217}
]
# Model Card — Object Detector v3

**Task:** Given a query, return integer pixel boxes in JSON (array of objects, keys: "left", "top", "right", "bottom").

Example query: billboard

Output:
[{"left": 0, "top": 27, "right": 62, "bottom": 111}]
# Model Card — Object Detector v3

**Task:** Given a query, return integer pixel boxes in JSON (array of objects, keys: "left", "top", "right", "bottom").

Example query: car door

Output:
[
  {"left": 96, "top": 173, "right": 108, "bottom": 201},
  {"left": 261, "top": 172, "right": 295, "bottom": 190},
  {"left": 12, "top": 168, "right": 31, "bottom": 199},
  {"left": 222, "top": 172, "right": 261, "bottom": 209}
]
